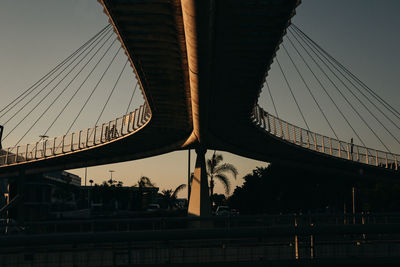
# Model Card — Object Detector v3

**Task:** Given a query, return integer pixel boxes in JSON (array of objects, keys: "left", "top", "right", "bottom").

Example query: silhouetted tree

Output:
[
  {"left": 136, "top": 176, "right": 155, "bottom": 188},
  {"left": 207, "top": 153, "right": 238, "bottom": 198},
  {"left": 211, "top": 193, "right": 226, "bottom": 209},
  {"left": 161, "top": 184, "right": 186, "bottom": 209},
  {"left": 229, "top": 163, "right": 400, "bottom": 215},
  {"left": 135, "top": 176, "right": 156, "bottom": 210}
]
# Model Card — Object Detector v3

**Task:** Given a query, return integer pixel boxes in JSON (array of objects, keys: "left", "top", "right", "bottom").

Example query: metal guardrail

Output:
[
  {"left": 2, "top": 213, "right": 400, "bottom": 265},
  {"left": 3, "top": 212, "right": 400, "bottom": 236},
  {"left": 253, "top": 105, "right": 399, "bottom": 171},
  {"left": 0, "top": 103, "right": 151, "bottom": 167}
]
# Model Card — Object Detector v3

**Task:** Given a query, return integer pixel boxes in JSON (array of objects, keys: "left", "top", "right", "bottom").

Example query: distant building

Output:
[
  {"left": 79, "top": 185, "right": 159, "bottom": 216},
  {"left": 6, "top": 171, "right": 81, "bottom": 221}
]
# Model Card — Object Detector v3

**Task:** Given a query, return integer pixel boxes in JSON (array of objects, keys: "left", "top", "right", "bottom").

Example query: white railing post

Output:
[
  {"left": 347, "top": 144, "right": 350, "bottom": 160},
  {"left": 375, "top": 151, "right": 378, "bottom": 166},
  {"left": 338, "top": 142, "right": 342, "bottom": 158},
  {"left": 15, "top": 146, "right": 19, "bottom": 163},
  {"left": 366, "top": 150, "right": 369, "bottom": 165},
  {"left": 78, "top": 130, "right": 82, "bottom": 149},
  {"left": 356, "top": 147, "right": 360, "bottom": 162},
  {"left": 5, "top": 148, "right": 9, "bottom": 164},
  {"left": 127, "top": 112, "right": 132, "bottom": 133},
  {"left": 395, "top": 156, "right": 398, "bottom": 170},
  {"left": 53, "top": 138, "right": 56, "bottom": 155},
  {"left": 286, "top": 123, "right": 290, "bottom": 141},
  {"left": 321, "top": 137, "right": 325, "bottom": 153},
  {"left": 35, "top": 142, "right": 39, "bottom": 159},
  {"left": 133, "top": 108, "right": 138, "bottom": 130},
  {"left": 86, "top": 128, "right": 90, "bottom": 147},
  {"left": 280, "top": 120, "right": 283, "bottom": 138},
  {"left": 261, "top": 110, "right": 266, "bottom": 129},
  {"left": 100, "top": 124, "right": 105, "bottom": 143},
  {"left": 329, "top": 138, "right": 332, "bottom": 155},
  {"left": 62, "top": 136, "right": 65, "bottom": 153},
  {"left": 314, "top": 133, "right": 317, "bottom": 151},
  {"left": 43, "top": 140, "right": 47, "bottom": 157},
  {"left": 71, "top": 133, "right": 74, "bottom": 151},
  {"left": 293, "top": 126, "right": 296, "bottom": 144},
  {"left": 93, "top": 126, "right": 97, "bottom": 145},
  {"left": 141, "top": 105, "right": 146, "bottom": 124},
  {"left": 385, "top": 153, "right": 388, "bottom": 168},
  {"left": 121, "top": 115, "right": 125, "bottom": 135},
  {"left": 307, "top": 132, "right": 310, "bottom": 148},
  {"left": 25, "top": 144, "right": 29, "bottom": 160},
  {"left": 300, "top": 130, "right": 303, "bottom": 146},
  {"left": 137, "top": 106, "right": 143, "bottom": 127}
]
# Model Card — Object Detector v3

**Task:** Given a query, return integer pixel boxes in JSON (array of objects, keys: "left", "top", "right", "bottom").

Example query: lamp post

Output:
[{"left": 109, "top": 170, "right": 115, "bottom": 185}]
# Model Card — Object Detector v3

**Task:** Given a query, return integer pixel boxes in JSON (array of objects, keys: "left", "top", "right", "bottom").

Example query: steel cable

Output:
[
  {"left": 1, "top": 26, "right": 113, "bottom": 129},
  {"left": 288, "top": 27, "right": 391, "bottom": 152},
  {"left": 276, "top": 58, "right": 311, "bottom": 131},
  {"left": 9, "top": 33, "right": 116, "bottom": 147},
  {"left": 0, "top": 25, "right": 111, "bottom": 121}
]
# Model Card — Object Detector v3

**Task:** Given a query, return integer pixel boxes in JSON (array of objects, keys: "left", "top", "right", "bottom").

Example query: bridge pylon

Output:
[{"left": 188, "top": 147, "right": 211, "bottom": 217}]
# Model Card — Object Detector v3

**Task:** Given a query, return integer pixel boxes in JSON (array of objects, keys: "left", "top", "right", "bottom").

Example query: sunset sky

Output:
[{"left": 0, "top": 1, "right": 399, "bottom": 197}]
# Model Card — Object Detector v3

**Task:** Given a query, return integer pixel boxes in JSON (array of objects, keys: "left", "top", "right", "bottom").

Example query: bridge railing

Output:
[
  {"left": 253, "top": 105, "right": 399, "bottom": 171},
  {"left": 0, "top": 103, "right": 151, "bottom": 166}
]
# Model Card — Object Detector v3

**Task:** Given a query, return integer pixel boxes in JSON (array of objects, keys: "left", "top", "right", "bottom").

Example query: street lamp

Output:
[{"left": 109, "top": 170, "right": 115, "bottom": 180}]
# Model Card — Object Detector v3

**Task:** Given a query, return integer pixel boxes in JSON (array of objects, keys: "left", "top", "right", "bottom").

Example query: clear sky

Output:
[{"left": 0, "top": 1, "right": 399, "bottom": 197}]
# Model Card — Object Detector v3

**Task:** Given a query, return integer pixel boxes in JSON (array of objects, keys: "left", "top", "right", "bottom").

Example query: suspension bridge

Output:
[{"left": 0, "top": 0, "right": 399, "bottom": 218}]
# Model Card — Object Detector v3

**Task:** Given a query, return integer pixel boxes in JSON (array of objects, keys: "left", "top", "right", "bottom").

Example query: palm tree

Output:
[
  {"left": 207, "top": 152, "right": 238, "bottom": 197},
  {"left": 136, "top": 176, "right": 155, "bottom": 188},
  {"left": 161, "top": 184, "right": 186, "bottom": 209}
]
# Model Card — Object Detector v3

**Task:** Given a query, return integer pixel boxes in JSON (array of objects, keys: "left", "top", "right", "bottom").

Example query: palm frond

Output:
[
  {"left": 206, "top": 159, "right": 213, "bottom": 175},
  {"left": 214, "top": 163, "right": 238, "bottom": 179},
  {"left": 137, "top": 176, "right": 155, "bottom": 188},
  {"left": 215, "top": 173, "right": 231, "bottom": 195},
  {"left": 213, "top": 153, "right": 223, "bottom": 166},
  {"left": 173, "top": 184, "right": 187, "bottom": 197}
]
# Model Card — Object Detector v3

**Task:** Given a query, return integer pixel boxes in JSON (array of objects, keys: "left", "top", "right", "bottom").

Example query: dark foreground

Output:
[{"left": 1, "top": 213, "right": 400, "bottom": 266}]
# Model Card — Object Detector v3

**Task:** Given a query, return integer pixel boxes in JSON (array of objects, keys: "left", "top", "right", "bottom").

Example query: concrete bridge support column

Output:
[{"left": 188, "top": 147, "right": 211, "bottom": 216}]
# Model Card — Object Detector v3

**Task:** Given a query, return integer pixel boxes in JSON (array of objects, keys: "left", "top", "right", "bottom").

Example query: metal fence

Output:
[
  {"left": 2, "top": 213, "right": 400, "bottom": 265},
  {"left": 0, "top": 103, "right": 151, "bottom": 167},
  {"left": 253, "top": 105, "right": 399, "bottom": 171}
]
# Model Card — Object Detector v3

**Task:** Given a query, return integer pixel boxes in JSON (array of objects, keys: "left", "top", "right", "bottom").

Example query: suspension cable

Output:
[
  {"left": 44, "top": 44, "right": 122, "bottom": 137},
  {"left": 0, "top": 25, "right": 111, "bottom": 120},
  {"left": 1, "top": 26, "right": 112, "bottom": 128},
  {"left": 291, "top": 24, "right": 400, "bottom": 121},
  {"left": 9, "top": 34, "right": 116, "bottom": 147},
  {"left": 65, "top": 47, "right": 123, "bottom": 135},
  {"left": 291, "top": 25, "right": 400, "bottom": 133},
  {"left": 290, "top": 27, "right": 400, "bottom": 148},
  {"left": 288, "top": 27, "right": 390, "bottom": 152},
  {"left": 276, "top": 58, "right": 311, "bottom": 131},
  {"left": 281, "top": 43, "right": 339, "bottom": 139},
  {"left": 94, "top": 59, "right": 129, "bottom": 126},
  {"left": 125, "top": 82, "right": 139, "bottom": 114},
  {"left": 285, "top": 31, "right": 366, "bottom": 147},
  {"left": 265, "top": 80, "right": 279, "bottom": 117}
]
